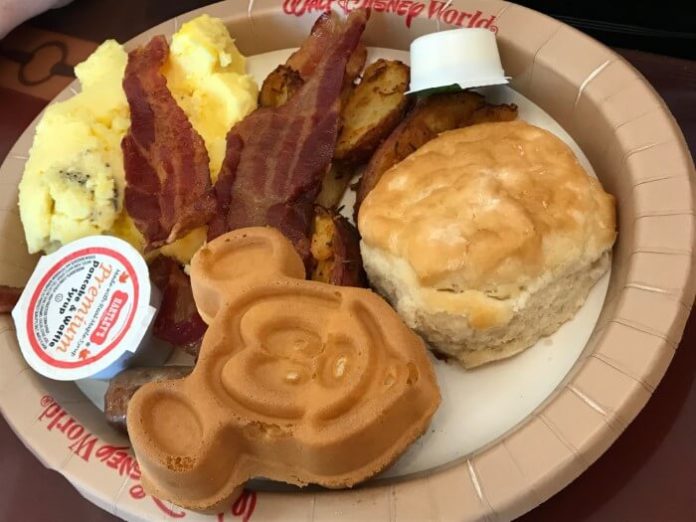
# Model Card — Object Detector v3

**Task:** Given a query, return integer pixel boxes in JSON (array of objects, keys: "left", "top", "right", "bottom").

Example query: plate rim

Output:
[{"left": 0, "top": 0, "right": 694, "bottom": 520}]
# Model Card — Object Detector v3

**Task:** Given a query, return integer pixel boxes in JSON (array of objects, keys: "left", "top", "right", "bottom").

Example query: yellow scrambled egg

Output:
[
  {"left": 18, "top": 15, "right": 258, "bottom": 263},
  {"left": 165, "top": 14, "right": 257, "bottom": 181},
  {"left": 19, "top": 40, "right": 129, "bottom": 254}
]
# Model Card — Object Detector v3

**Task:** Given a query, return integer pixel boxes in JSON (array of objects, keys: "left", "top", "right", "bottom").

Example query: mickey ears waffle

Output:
[{"left": 127, "top": 227, "right": 441, "bottom": 512}]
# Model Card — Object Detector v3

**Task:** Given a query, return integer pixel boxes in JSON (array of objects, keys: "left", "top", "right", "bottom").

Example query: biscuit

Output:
[{"left": 358, "top": 121, "right": 616, "bottom": 367}]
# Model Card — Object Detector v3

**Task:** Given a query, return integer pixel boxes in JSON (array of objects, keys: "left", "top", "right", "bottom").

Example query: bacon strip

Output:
[
  {"left": 209, "top": 10, "right": 368, "bottom": 267},
  {"left": 258, "top": 13, "right": 366, "bottom": 110},
  {"left": 287, "top": 11, "right": 367, "bottom": 84},
  {"left": 0, "top": 285, "right": 22, "bottom": 313},
  {"left": 150, "top": 256, "right": 206, "bottom": 357},
  {"left": 122, "top": 35, "right": 216, "bottom": 250}
]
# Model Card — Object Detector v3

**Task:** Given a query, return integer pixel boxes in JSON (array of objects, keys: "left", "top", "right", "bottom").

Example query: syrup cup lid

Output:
[
  {"left": 12, "top": 236, "right": 158, "bottom": 381},
  {"left": 408, "top": 28, "right": 508, "bottom": 94}
]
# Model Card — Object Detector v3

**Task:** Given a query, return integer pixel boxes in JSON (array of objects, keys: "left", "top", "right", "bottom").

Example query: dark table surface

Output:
[{"left": 1, "top": 1, "right": 695, "bottom": 521}]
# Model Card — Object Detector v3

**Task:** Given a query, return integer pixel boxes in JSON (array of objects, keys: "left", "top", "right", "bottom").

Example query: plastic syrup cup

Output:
[
  {"left": 408, "top": 28, "right": 508, "bottom": 94},
  {"left": 12, "top": 235, "right": 163, "bottom": 381}
]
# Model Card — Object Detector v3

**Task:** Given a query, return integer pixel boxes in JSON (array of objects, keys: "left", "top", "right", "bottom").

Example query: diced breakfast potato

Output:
[
  {"left": 315, "top": 162, "right": 355, "bottom": 209},
  {"left": 258, "top": 64, "right": 304, "bottom": 108},
  {"left": 345, "top": 43, "right": 367, "bottom": 86},
  {"left": 310, "top": 207, "right": 366, "bottom": 287},
  {"left": 469, "top": 102, "right": 520, "bottom": 125},
  {"left": 335, "top": 59, "right": 411, "bottom": 164},
  {"left": 311, "top": 210, "right": 336, "bottom": 283}
]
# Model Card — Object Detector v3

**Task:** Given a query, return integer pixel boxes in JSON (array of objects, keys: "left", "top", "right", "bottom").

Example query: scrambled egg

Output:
[
  {"left": 18, "top": 15, "right": 258, "bottom": 263},
  {"left": 165, "top": 14, "right": 258, "bottom": 181},
  {"left": 19, "top": 40, "right": 129, "bottom": 254}
]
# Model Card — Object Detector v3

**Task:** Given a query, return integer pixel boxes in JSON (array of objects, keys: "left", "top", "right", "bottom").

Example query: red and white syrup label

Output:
[
  {"left": 26, "top": 247, "right": 139, "bottom": 369},
  {"left": 13, "top": 235, "right": 155, "bottom": 380}
]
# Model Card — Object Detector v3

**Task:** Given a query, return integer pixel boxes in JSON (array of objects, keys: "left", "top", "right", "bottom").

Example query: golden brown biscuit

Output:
[
  {"left": 358, "top": 121, "right": 616, "bottom": 367},
  {"left": 127, "top": 227, "right": 440, "bottom": 511}
]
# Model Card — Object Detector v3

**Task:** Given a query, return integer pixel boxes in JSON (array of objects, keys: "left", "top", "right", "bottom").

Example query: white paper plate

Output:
[
  {"left": 74, "top": 46, "right": 609, "bottom": 481},
  {"left": 1, "top": 2, "right": 693, "bottom": 521}
]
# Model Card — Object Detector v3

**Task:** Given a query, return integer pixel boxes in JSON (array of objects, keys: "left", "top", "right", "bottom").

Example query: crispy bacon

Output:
[
  {"left": 0, "top": 285, "right": 22, "bottom": 313},
  {"left": 150, "top": 256, "right": 206, "bottom": 357},
  {"left": 287, "top": 11, "right": 367, "bottom": 84},
  {"left": 209, "top": 10, "right": 368, "bottom": 268},
  {"left": 122, "top": 35, "right": 216, "bottom": 250},
  {"left": 258, "top": 13, "right": 366, "bottom": 109}
]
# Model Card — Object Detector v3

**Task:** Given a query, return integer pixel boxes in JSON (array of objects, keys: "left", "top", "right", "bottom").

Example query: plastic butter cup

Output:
[
  {"left": 408, "top": 28, "right": 508, "bottom": 94},
  {"left": 12, "top": 236, "right": 163, "bottom": 381}
]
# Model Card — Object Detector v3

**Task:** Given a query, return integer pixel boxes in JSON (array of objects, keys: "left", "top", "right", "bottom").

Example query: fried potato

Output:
[
  {"left": 311, "top": 207, "right": 366, "bottom": 287},
  {"left": 335, "top": 59, "right": 410, "bottom": 164},
  {"left": 469, "top": 102, "right": 520, "bottom": 125},
  {"left": 316, "top": 162, "right": 355, "bottom": 209},
  {"left": 354, "top": 92, "right": 518, "bottom": 217},
  {"left": 345, "top": 43, "right": 367, "bottom": 86},
  {"left": 340, "top": 43, "right": 367, "bottom": 107},
  {"left": 258, "top": 64, "right": 304, "bottom": 108}
]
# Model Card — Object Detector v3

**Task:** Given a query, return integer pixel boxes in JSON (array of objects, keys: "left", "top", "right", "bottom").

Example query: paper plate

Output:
[{"left": 1, "top": 1, "right": 694, "bottom": 521}]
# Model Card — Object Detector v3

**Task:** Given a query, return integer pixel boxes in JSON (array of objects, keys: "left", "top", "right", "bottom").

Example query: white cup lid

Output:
[{"left": 409, "top": 28, "right": 508, "bottom": 94}]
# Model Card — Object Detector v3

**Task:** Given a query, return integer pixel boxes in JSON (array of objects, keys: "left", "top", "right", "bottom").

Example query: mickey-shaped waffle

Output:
[{"left": 127, "top": 227, "right": 441, "bottom": 511}]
